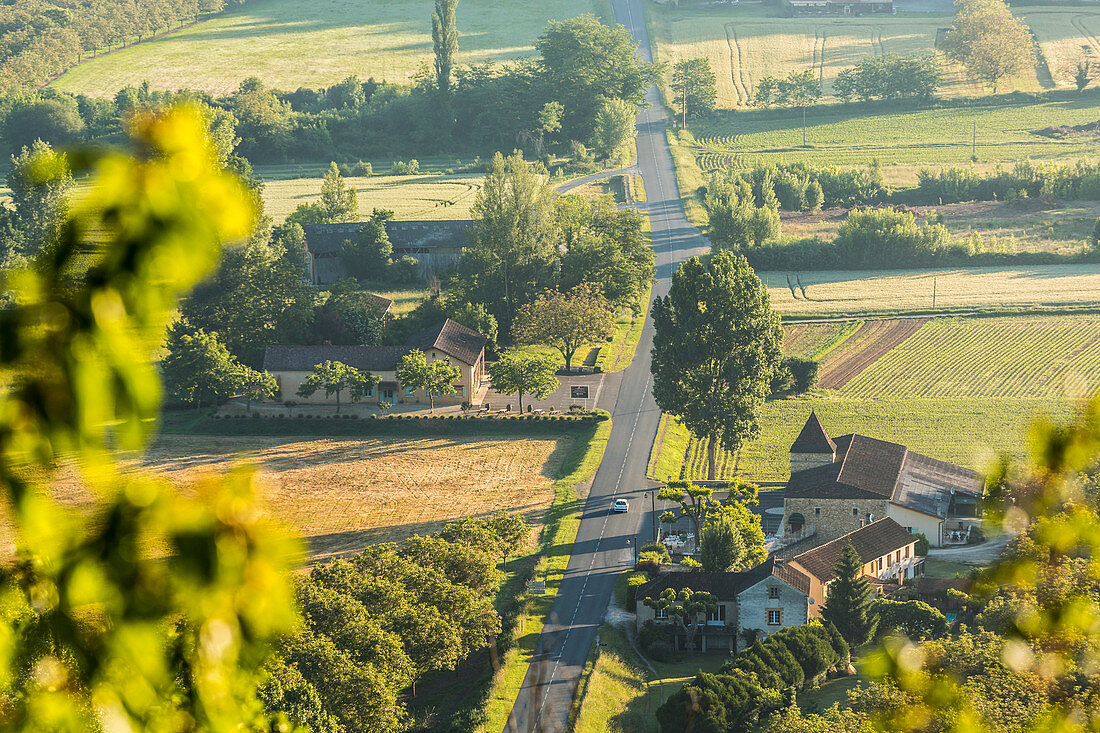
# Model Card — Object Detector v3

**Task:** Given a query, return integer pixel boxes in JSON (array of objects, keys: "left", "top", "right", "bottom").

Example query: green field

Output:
[
  {"left": 1022, "top": 9, "right": 1100, "bottom": 88},
  {"left": 256, "top": 167, "right": 484, "bottom": 223},
  {"left": 50, "top": 0, "right": 602, "bottom": 97},
  {"left": 759, "top": 265, "right": 1100, "bottom": 316},
  {"left": 841, "top": 316, "right": 1100, "bottom": 399},
  {"left": 689, "top": 90, "right": 1100, "bottom": 171},
  {"left": 782, "top": 320, "right": 862, "bottom": 360}
]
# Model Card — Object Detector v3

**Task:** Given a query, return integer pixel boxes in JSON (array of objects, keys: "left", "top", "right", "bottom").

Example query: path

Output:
[{"left": 505, "top": 0, "right": 709, "bottom": 729}]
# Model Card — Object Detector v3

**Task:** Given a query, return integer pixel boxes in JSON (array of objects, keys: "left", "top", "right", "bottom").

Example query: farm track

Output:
[
  {"left": 1072, "top": 13, "right": 1100, "bottom": 57},
  {"left": 817, "top": 318, "right": 929, "bottom": 389}
]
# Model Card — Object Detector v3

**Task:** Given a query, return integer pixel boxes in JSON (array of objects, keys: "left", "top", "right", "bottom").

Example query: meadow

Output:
[
  {"left": 256, "top": 166, "right": 484, "bottom": 223},
  {"left": 758, "top": 265, "right": 1100, "bottom": 316},
  {"left": 50, "top": 0, "right": 604, "bottom": 96},
  {"left": 44, "top": 433, "right": 573, "bottom": 560},
  {"left": 1021, "top": 9, "right": 1100, "bottom": 87},
  {"left": 689, "top": 90, "right": 1100, "bottom": 171}
]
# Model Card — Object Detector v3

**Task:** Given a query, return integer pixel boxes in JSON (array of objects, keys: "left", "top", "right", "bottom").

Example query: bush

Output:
[
  {"left": 869, "top": 599, "right": 948, "bottom": 640},
  {"left": 834, "top": 207, "right": 951, "bottom": 268},
  {"left": 914, "top": 532, "right": 930, "bottom": 556},
  {"left": 623, "top": 572, "right": 649, "bottom": 612},
  {"left": 389, "top": 159, "right": 420, "bottom": 175}
]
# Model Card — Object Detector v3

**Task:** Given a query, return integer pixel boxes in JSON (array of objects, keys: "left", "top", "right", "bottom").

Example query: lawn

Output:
[
  {"left": 759, "top": 264, "right": 1100, "bottom": 317},
  {"left": 688, "top": 90, "right": 1100, "bottom": 171},
  {"left": 841, "top": 316, "right": 1100, "bottom": 399},
  {"left": 50, "top": 0, "right": 604, "bottom": 96},
  {"left": 48, "top": 433, "right": 575, "bottom": 560},
  {"left": 257, "top": 168, "right": 484, "bottom": 223}
]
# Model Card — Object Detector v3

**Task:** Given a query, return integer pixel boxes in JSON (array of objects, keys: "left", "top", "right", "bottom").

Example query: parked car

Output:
[{"left": 612, "top": 498, "right": 629, "bottom": 513}]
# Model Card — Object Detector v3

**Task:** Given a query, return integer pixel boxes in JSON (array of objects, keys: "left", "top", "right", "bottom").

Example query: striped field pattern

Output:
[{"left": 840, "top": 317, "right": 1100, "bottom": 399}]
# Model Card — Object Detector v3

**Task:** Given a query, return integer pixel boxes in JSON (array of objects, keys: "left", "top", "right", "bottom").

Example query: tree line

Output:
[{"left": 0, "top": 0, "right": 246, "bottom": 92}]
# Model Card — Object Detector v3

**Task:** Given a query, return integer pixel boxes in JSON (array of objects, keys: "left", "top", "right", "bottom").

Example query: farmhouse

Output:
[
  {"left": 779, "top": 412, "right": 983, "bottom": 548},
  {"left": 263, "top": 319, "right": 486, "bottom": 406},
  {"left": 635, "top": 557, "right": 811, "bottom": 652},
  {"left": 787, "top": 517, "right": 919, "bottom": 615},
  {"left": 783, "top": 0, "right": 893, "bottom": 15},
  {"left": 302, "top": 220, "right": 471, "bottom": 284}
]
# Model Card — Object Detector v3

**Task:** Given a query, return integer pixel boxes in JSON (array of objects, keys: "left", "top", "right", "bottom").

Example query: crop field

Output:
[
  {"left": 1022, "top": 9, "right": 1100, "bottom": 87},
  {"left": 44, "top": 434, "right": 572, "bottom": 560},
  {"left": 648, "top": 395, "right": 1077, "bottom": 482},
  {"left": 257, "top": 168, "right": 484, "bottom": 223},
  {"left": 646, "top": 3, "right": 1055, "bottom": 109},
  {"left": 759, "top": 265, "right": 1100, "bottom": 316},
  {"left": 816, "top": 318, "right": 928, "bottom": 388},
  {"left": 841, "top": 316, "right": 1100, "bottom": 398},
  {"left": 50, "top": 0, "right": 602, "bottom": 96},
  {"left": 689, "top": 90, "right": 1100, "bottom": 171},
  {"left": 782, "top": 321, "right": 861, "bottom": 360}
]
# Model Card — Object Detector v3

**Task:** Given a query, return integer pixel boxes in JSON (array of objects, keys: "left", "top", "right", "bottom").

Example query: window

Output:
[
  {"left": 707, "top": 605, "right": 727, "bottom": 624},
  {"left": 905, "top": 546, "right": 911, "bottom": 559},
  {"left": 852, "top": 507, "right": 859, "bottom": 517},
  {"left": 814, "top": 507, "right": 821, "bottom": 517},
  {"left": 904, "top": 526, "right": 913, "bottom": 533},
  {"left": 877, "top": 557, "right": 884, "bottom": 571},
  {"left": 364, "top": 385, "right": 375, "bottom": 398},
  {"left": 767, "top": 609, "right": 782, "bottom": 626},
  {"left": 455, "top": 384, "right": 465, "bottom": 397},
  {"left": 768, "top": 586, "right": 781, "bottom": 599},
  {"left": 655, "top": 607, "right": 667, "bottom": 620},
  {"left": 405, "top": 387, "right": 416, "bottom": 397}
]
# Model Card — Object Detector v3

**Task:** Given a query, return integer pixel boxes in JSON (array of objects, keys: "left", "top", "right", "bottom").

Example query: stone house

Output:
[
  {"left": 635, "top": 557, "right": 811, "bottom": 653},
  {"left": 302, "top": 220, "right": 471, "bottom": 284},
  {"left": 787, "top": 517, "right": 919, "bottom": 615},
  {"left": 780, "top": 411, "right": 983, "bottom": 548},
  {"left": 262, "top": 319, "right": 486, "bottom": 406}
]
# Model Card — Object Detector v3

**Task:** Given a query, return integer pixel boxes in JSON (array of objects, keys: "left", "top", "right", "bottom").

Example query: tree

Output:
[
  {"left": 2, "top": 139, "right": 73, "bottom": 264},
  {"left": 162, "top": 322, "right": 251, "bottom": 409},
  {"left": 1075, "top": 60, "right": 1093, "bottom": 92},
  {"left": 487, "top": 350, "right": 560, "bottom": 412},
  {"left": 820, "top": 542, "right": 874, "bottom": 647},
  {"left": 432, "top": 0, "right": 459, "bottom": 97},
  {"left": 395, "top": 349, "right": 461, "bottom": 412},
  {"left": 512, "top": 283, "right": 616, "bottom": 373},
  {"left": 707, "top": 197, "right": 781, "bottom": 250},
  {"left": 591, "top": 97, "right": 637, "bottom": 164},
  {"left": 754, "top": 76, "right": 781, "bottom": 108},
  {"left": 558, "top": 198, "right": 654, "bottom": 310},
  {"left": 536, "top": 15, "right": 657, "bottom": 138},
  {"left": 651, "top": 251, "right": 783, "bottom": 480},
  {"left": 643, "top": 587, "right": 718, "bottom": 655},
  {"left": 698, "top": 510, "right": 747, "bottom": 572},
  {"left": 461, "top": 150, "right": 558, "bottom": 325},
  {"left": 341, "top": 208, "right": 394, "bottom": 278},
  {"left": 944, "top": 0, "right": 1035, "bottom": 93},
  {"left": 0, "top": 106, "right": 300, "bottom": 730},
  {"left": 3, "top": 97, "right": 85, "bottom": 150},
  {"left": 657, "top": 480, "right": 722, "bottom": 538},
  {"left": 671, "top": 57, "right": 718, "bottom": 125},
  {"left": 777, "top": 70, "right": 822, "bottom": 147},
  {"left": 296, "top": 360, "right": 381, "bottom": 413},
  {"left": 241, "top": 365, "right": 278, "bottom": 413},
  {"left": 318, "top": 161, "right": 359, "bottom": 223}
]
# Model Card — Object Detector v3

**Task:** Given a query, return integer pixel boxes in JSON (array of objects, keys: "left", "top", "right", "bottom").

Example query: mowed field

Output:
[
  {"left": 50, "top": 0, "right": 602, "bottom": 96},
  {"left": 46, "top": 434, "right": 573, "bottom": 560},
  {"left": 759, "top": 265, "right": 1100, "bottom": 316},
  {"left": 647, "top": 4, "right": 1047, "bottom": 109},
  {"left": 1022, "top": 9, "right": 1100, "bottom": 87},
  {"left": 255, "top": 166, "right": 484, "bottom": 223}
]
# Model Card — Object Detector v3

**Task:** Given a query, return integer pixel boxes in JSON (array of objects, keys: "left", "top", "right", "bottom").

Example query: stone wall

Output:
[
  {"left": 790, "top": 451, "right": 835, "bottom": 475},
  {"left": 783, "top": 497, "right": 889, "bottom": 541},
  {"left": 736, "top": 575, "right": 810, "bottom": 648}
]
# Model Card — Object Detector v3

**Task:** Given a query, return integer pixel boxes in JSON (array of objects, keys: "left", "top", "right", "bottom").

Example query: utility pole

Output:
[
  {"left": 932, "top": 276, "right": 937, "bottom": 309},
  {"left": 802, "top": 105, "right": 807, "bottom": 147},
  {"left": 972, "top": 122, "right": 976, "bottom": 160}
]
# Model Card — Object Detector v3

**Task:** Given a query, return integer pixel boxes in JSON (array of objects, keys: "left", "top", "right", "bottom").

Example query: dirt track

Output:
[{"left": 818, "top": 318, "right": 929, "bottom": 389}]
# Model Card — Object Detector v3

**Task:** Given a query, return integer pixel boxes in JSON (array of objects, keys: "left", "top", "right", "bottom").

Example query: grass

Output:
[
  {"left": 648, "top": 4, "right": 1027, "bottom": 109},
  {"left": 598, "top": 284, "right": 653, "bottom": 373},
  {"left": 52, "top": 434, "right": 573, "bottom": 560},
  {"left": 332, "top": 280, "right": 429, "bottom": 316},
  {"left": 573, "top": 625, "right": 654, "bottom": 733},
  {"left": 1022, "top": 9, "right": 1100, "bottom": 88},
  {"left": 758, "top": 265, "right": 1100, "bottom": 317},
  {"left": 50, "top": 0, "right": 603, "bottom": 96},
  {"left": 257, "top": 168, "right": 484, "bottom": 223},
  {"left": 796, "top": 674, "right": 865, "bottom": 715},
  {"left": 923, "top": 558, "right": 976, "bottom": 578},
  {"left": 689, "top": 90, "right": 1100, "bottom": 172},
  {"left": 476, "top": 418, "right": 612, "bottom": 732},
  {"left": 841, "top": 316, "right": 1100, "bottom": 399},
  {"left": 783, "top": 320, "right": 862, "bottom": 361},
  {"left": 647, "top": 413, "right": 692, "bottom": 482}
]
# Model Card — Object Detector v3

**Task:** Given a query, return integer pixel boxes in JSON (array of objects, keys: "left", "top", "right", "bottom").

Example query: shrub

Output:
[
  {"left": 869, "top": 599, "right": 948, "bottom": 640},
  {"left": 389, "top": 159, "right": 420, "bottom": 175},
  {"left": 914, "top": 532, "right": 930, "bottom": 555},
  {"left": 834, "top": 207, "right": 951, "bottom": 268},
  {"left": 624, "top": 572, "right": 649, "bottom": 612}
]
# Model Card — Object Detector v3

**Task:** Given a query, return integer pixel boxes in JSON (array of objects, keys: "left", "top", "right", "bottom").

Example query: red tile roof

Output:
[{"left": 791, "top": 517, "right": 915, "bottom": 583}]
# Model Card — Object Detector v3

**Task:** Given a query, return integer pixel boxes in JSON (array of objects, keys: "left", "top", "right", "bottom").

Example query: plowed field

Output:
[{"left": 817, "top": 318, "right": 928, "bottom": 389}]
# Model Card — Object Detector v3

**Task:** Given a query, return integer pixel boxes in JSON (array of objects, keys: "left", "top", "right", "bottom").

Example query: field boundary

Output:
[
  {"left": 817, "top": 318, "right": 929, "bottom": 389},
  {"left": 476, "top": 418, "right": 613, "bottom": 732}
]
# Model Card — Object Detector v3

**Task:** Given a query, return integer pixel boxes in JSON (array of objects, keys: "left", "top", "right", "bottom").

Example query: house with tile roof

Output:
[
  {"left": 787, "top": 517, "right": 918, "bottom": 615},
  {"left": 779, "top": 411, "right": 983, "bottom": 547},
  {"left": 635, "top": 557, "right": 812, "bottom": 652},
  {"left": 263, "top": 319, "right": 486, "bottom": 406}
]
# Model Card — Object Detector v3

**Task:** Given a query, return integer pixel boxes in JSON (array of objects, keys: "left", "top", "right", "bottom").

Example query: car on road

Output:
[{"left": 612, "top": 498, "right": 629, "bottom": 513}]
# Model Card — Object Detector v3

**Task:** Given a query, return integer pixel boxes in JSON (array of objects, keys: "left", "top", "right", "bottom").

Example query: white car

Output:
[{"left": 612, "top": 498, "right": 629, "bottom": 513}]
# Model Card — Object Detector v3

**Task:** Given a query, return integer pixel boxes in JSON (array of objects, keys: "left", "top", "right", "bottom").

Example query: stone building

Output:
[
  {"left": 779, "top": 412, "right": 983, "bottom": 548},
  {"left": 263, "top": 319, "right": 486, "bottom": 406},
  {"left": 635, "top": 557, "right": 811, "bottom": 653}
]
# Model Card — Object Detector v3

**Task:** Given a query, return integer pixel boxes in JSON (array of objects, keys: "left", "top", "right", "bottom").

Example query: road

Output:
[{"left": 505, "top": 0, "right": 709, "bottom": 729}]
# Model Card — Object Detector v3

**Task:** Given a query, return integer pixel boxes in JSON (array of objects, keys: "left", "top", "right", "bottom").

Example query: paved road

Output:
[{"left": 505, "top": 0, "right": 709, "bottom": 730}]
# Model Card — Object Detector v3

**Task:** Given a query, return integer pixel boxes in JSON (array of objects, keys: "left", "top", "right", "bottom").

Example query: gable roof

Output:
[
  {"left": 791, "top": 411, "right": 836, "bottom": 454},
  {"left": 786, "top": 433, "right": 908, "bottom": 500},
  {"left": 303, "top": 220, "right": 472, "bottom": 256},
  {"left": 368, "top": 293, "right": 393, "bottom": 314},
  {"left": 406, "top": 319, "right": 487, "bottom": 365},
  {"left": 262, "top": 319, "right": 486, "bottom": 373},
  {"left": 791, "top": 517, "right": 915, "bottom": 583},
  {"left": 637, "top": 558, "right": 809, "bottom": 602}
]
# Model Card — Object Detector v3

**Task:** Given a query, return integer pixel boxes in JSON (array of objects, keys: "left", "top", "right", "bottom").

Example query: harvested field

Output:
[
  {"left": 48, "top": 434, "right": 571, "bottom": 560},
  {"left": 782, "top": 321, "right": 860, "bottom": 360},
  {"left": 817, "top": 318, "right": 928, "bottom": 389},
  {"left": 842, "top": 316, "right": 1100, "bottom": 398}
]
